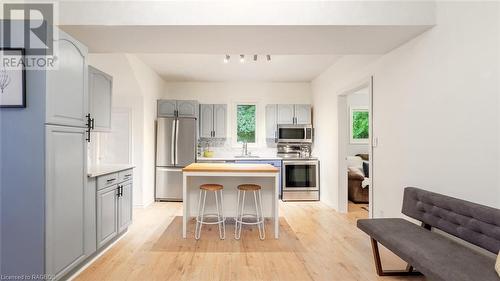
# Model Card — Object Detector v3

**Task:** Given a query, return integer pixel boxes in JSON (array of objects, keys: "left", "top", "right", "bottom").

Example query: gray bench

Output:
[{"left": 357, "top": 187, "right": 500, "bottom": 281}]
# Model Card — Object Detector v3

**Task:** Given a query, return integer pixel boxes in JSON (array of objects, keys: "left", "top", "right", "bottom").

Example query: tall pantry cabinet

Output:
[{"left": 45, "top": 30, "right": 91, "bottom": 280}]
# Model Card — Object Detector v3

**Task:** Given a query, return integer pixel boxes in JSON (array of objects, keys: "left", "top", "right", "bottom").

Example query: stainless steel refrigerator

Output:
[{"left": 155, "top": 117, "right": 197, "bottom": 201}]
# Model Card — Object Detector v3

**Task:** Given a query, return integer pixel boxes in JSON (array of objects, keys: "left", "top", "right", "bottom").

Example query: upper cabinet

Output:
[
  {"left": 157, "top": 100, "right": 177, "bottom": 117},
  {"left": 46, "top": 30, "right": 88, "bottom": 127},
  {"left": 89, "top": 66, "right": 113, "bottom": 131},
  {"left": 265, "top": 104, "right": 278, "bottom": 141},
  {"left": 199, "top": 104, "right": 227, "bottom": 138},
  {"left": 199, "top": 104, "right": 214, "bottom": 138},
  {"left": 294, "top": 104, "right": 312, "bottom": 124},
  {"left": 277, "top": 104, "right": 311, "bottom": 125},
  {"left": 266, "top": 104, "right": 312, "bottom": 139},
  {"left": 277, "top": 104, "right": 295, "bottom": 124},
  {"left": 213, "top": 104, "right": 227, "bottom": 138},
  {"left": 157, "top": 100, "right": 199, "bottom": 118},
  {"left": 177, "top": 100, "right": 199, "bottom": 117}
]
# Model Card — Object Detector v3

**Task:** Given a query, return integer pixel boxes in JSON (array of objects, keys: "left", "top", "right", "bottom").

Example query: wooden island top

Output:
[{"left": 183, "top": 163, "right": 279, "bottom": 173}]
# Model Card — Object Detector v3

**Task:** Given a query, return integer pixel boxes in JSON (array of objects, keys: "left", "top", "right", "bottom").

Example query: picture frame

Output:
[
  {"left": 349, "top": 106, "right": 369, "bottom": 144},
  {"left": 0, "top": 48, "right": 26, "bottom": 108}
]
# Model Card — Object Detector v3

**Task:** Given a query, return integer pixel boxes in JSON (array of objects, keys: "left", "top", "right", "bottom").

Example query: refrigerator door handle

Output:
[
  {"left": 171, "top": 119, "right": 176, "bottom": 165},
  {"left": 174, "top": 119, "right": 179, "bottom": 165}
]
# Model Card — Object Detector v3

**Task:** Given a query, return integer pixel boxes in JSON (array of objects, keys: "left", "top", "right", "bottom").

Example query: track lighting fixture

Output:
[{"left": 222, "top": 54, "right": 270, "bottom": 63}]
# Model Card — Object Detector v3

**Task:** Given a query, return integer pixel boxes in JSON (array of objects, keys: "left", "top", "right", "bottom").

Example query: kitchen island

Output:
[{"left": 182, "top": 163, "right": 280, "bottom": 239}]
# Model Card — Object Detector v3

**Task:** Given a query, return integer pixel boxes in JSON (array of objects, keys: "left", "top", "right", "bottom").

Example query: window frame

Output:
[
  {"left": 232, "top": 102, "right": 258, "bottom": 147},
  {"left": 349, "top": 106, "right": 369, "bottom": 144}
]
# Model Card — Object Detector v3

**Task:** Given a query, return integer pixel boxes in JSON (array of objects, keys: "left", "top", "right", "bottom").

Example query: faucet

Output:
[{"left": 242, "top": 141, "right": 248, "bottom": 156}]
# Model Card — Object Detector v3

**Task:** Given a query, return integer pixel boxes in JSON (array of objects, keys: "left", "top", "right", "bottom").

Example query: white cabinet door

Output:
[
  {"left": 118, "top": 181, "right": 133, "bottom": 233},
  {"left": 277, "top": 104, "right": 295, "bottom": 124},
  {"left": 97, "top": 185, "right": 118, "bottom": 249},
  {"left": 45, "top": 125, "right": 87, "bottom": 279},
  {"left": 46, "top": 30, "right": 88, "bottom": 127},
  {"left": 157, "top": 100, "right": 177, "bottom": 117},
  {"left": 294, "top": 104, "right": 312, "bottom": 124},
  {"left": 199, "top": 104, "right": 214, "bottom": 138},
  {"left": 177, "top": 100, "right": 199, "bottom": 118},
  {"left": 213, "top": 104, "right": 227, "bottom": 138},
  {"left": 265, "top": 104, "right": 278, "bottom": 140},
  {"left": 89, "top": 66, "right": 112, "bottom": 131}
]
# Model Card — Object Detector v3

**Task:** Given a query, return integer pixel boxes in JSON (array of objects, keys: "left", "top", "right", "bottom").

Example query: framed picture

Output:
[
  {"left": 0, "top": 48, "right": 26, "bottom": 108},
  {"left": 349, "top": 106, "right": 369, "bottom": 144}
]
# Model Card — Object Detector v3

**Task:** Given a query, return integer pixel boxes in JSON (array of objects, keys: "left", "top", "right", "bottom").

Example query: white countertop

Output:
[
  {"left": 197, "top": 156, "right": 282, "bottom": 161},
  {"left": 197, "top": 156, "right": 318, "bottom": 161},
  {"left": 88, "top": 164, "right": 135, "bottom": 178}
]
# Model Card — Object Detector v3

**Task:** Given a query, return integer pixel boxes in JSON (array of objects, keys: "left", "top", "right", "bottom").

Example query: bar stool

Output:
[
  {"left": 195, "top": 184, "right": 225, "bottom": 240},
  {"left": 234, "top": 184, "right": 265, "bottom": 240}
]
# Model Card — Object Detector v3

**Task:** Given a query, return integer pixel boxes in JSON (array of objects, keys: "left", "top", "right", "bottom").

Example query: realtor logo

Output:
[{"left": 3, "top": 3, "right": 54, "bottom": 55}]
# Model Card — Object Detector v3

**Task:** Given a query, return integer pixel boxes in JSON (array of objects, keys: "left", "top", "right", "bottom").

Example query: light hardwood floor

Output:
[{"left": 75, "top": 202, "right": 425, "bottom": 281}]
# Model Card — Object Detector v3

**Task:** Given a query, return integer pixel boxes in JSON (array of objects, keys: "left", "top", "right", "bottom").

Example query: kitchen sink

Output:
[{"left": 234, "top": 155, "right": 260, "bottom": 158}]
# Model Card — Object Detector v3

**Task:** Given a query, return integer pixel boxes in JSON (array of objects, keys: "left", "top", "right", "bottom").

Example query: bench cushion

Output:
[{"left": 358, "top": 218, "right": 499, "bottom": 281}]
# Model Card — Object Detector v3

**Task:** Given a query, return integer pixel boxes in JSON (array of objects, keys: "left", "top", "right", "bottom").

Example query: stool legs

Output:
[
  {"left": 253, "top": 190, "right": 265, "bottom": 240},
  {"left": 235, "top": 189, "right": 265, "bottom": 240},
  {"left": 195, "top": 189, "right": 225, "bottom": 240},
  {"left": 195, "top": 190, "right": 207, "bottom": 240},
  {"left": 214, "top": 189, "right": 225, "bottom": 239},
  {"left": 235, "top": 190, "right": 245, "bottom": 240}
]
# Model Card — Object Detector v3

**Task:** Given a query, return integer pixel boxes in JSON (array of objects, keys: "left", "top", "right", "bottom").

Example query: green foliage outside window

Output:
[
  {"left": 352, "top": 110, "right": 369, "bottom": 139},
  {"left": 237, "top": 104, "right": 256, "bottom": 143}
]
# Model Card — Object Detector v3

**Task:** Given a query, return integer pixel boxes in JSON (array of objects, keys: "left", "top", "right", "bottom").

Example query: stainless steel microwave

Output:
[{"left": 277, "top": 124, "right": 313, "bottom": 143}]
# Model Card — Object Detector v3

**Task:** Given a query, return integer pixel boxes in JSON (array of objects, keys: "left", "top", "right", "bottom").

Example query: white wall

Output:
[
  {"left": 312, "top": 1, "right": 500, "bottom": 215},
  {"left": 88, "top": 54, "right": 165, "bottom": 207},
  {"left": 164, "top": 82, "right": 312, "bottom": 150}
]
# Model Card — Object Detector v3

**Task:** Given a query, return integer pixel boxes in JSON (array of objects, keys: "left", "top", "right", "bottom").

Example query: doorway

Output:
[{"left": 337, "top": 78, "right": 373, "bottom": 218}]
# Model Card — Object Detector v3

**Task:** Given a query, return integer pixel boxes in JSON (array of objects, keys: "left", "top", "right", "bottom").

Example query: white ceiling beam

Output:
[{"left": 59, "top": 1, "right": 435, "bottom": 26}]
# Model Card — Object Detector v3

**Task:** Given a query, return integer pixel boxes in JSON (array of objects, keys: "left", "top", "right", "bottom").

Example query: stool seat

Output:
[
  {"left": 237, "top": 184, "right": 261, "bottom": 191},
  {"left": 200, "top": 184, "right": 223, "bottom": 191}
]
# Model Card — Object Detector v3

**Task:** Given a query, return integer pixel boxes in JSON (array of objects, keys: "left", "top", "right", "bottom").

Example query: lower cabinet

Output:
[
  {"left": 97, "top": 185, "right": 119, "bottom": 248},
  {"left": 118, "top": 181, "right": 133, "bottom": 232},
  {"left": 96, "top": 172, "right": 133, "bottom": 249}
]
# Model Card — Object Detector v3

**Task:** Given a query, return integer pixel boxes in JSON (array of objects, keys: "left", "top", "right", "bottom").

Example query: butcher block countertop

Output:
[{"left": 182, "top": 163, "right": 279, "bottom": 173}]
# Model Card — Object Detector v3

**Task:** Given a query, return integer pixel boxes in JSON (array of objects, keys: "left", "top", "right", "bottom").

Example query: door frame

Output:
[{"left": 337, "top": 76, "right": 374, "bottom": 217}]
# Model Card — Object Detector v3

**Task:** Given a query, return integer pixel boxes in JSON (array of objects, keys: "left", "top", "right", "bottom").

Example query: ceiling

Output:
[
  {"left": 59, "top": 2, "right": 434, "bottom": 82},
  {"left": 136, "top": 54, "right": 341, "bottom": 82},
  {"left": 61, "top": 25, "right": 430, "bottom": 82},
  {"left": 62, "top": 25, "right": 430, "bottom": 55}
]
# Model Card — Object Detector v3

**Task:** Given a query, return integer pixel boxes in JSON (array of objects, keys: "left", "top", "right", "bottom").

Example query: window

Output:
[
  {"left": 236, "top": 104, "right": 256, "bottom": 143},
  {"left": 350, "top": 106, "right": 369, "bottom": 144}
]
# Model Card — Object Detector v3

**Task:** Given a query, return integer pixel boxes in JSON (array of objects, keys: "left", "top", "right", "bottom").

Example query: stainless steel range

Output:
[{"left": 277, "top": 143, "right": 319, "bottom": 201}]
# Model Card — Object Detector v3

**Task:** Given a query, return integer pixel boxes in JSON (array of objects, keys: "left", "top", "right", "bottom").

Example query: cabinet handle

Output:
[
  {"left": 107, "top": 178, "right": 116, "bottom": 183},
  {"left": 85, "top": 114, "right": 94, "bottom": 142}
]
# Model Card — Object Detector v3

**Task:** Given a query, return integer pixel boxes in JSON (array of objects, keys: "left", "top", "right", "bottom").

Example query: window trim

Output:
[
  {"left": 232, "top": 102, "right": 258, "bottom": 147},
  {"left": 349, "top": 106, "right": 369, "bottom": 144}
]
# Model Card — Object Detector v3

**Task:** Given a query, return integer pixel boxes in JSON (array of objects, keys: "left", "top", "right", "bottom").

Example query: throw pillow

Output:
[
  {"left": 496, "top": 251, "right": 500, "bottom": 277},
  {"left": 362, "top": 161, "right": 369, "bottom": 178}
]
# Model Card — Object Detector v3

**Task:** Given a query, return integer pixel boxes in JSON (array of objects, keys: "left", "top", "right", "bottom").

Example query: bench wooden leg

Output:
[{"left": 370, "top": 238, "right": 423, "bottom": 276}]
